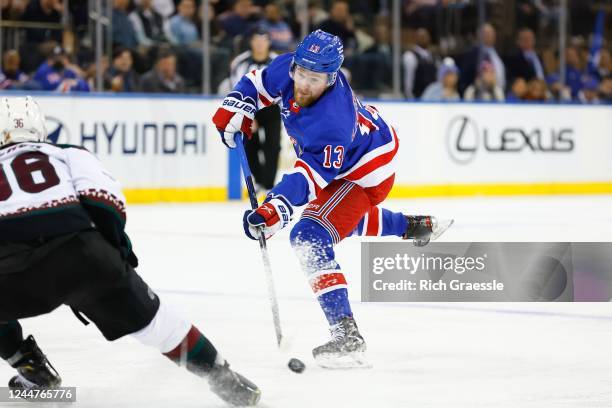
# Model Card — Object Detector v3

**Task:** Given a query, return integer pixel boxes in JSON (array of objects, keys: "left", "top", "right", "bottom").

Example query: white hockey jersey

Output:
[{"left": 0, "top": 142, "right": 126, "bottom": 242}]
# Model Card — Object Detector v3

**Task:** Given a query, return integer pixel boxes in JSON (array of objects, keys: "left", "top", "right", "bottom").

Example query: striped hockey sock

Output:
[
  {"left": 163, "top": 325, "right": 222, "bottom": 375},
  {"left": 309, "top": 270, "right": 353, "bottom": 325}
]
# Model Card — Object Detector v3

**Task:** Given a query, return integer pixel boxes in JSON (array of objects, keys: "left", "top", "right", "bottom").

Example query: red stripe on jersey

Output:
[
  {"left": 310, "top": 272, "right": 347, "bottom": 293},
  {"left": 366, "top": 206, "right": 379, "bottom": 236},
  {"left": 294, "top": 160, "right": 322, "bottom": 196},
  {"left": 357, "top": 111, "right": 379, "bottom": 133},
  {"left": 258, "top": 93, "right": 271, "bottom": 107},
  {"left": 344, "top": 129, "right": 399, "bottom": 182}
]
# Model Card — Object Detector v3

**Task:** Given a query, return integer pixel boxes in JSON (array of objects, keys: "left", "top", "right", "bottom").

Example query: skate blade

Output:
[
  {"left": 314, "top": 352, "right": 372, "bottom": 369},
  {"left": 431, "top": 219, "right": 454, "bottom": 241}
]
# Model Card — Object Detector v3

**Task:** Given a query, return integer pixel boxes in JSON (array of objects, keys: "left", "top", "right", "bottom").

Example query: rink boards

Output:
[{"left": 33, "top": 93, "right": 612, "bottom": 202}]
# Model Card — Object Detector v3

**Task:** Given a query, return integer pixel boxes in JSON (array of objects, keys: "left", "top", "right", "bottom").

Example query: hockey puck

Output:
[{"left": 288, "top": 358, "right": 305, "bottom": 373}]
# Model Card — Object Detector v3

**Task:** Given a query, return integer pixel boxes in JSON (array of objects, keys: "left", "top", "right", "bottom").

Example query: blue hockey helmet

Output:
[{"left": 290, "top": 29, "right": 344, "bottom": 86}]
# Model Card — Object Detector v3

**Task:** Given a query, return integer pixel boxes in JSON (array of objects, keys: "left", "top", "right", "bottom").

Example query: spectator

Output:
[
  {"left": 599, "top": 75, "right": 612, "bottom": 103},
  {"left": 505, "top": 28, "right": 545, "bottom": 85},
  {"left": 421, "top": 57, "right": 460, "bottom": 102},
  {"left": 402, "top": 27, "right": 437, "bottom": 99},
  {"left": 359, "top": 21, "right": 392, "bottom": 91},
  {"left": 112, "top": 0, "right": 138, "bottom": 49},
  {"left": 0, "top": 50, "right": 32, "bottom": 90},
  {"left": 304, "top": 0, "right": 328, "bottom": 29},
  {"left": 33, "top": 46, "right": 90, "bottom": 92},
  {"left": 317, "top": 0, "right": 356, "bottom": 54},
  {"left": 20, "top": 0, "right": 63, "bottom": 44},
  {"left": 564, "top": 45, "right": 584, "bottom": 98},
  {"left": 1, "top": 0, "right": 27, "bottom": 19},
  {"left": 403, "top": 0, "right": 438, "bottom": 35},
  {"left": 150, "top": 0, "right": 175, "bottom": 18},
  {"left": 463, "top": 60, "right": 505, "bottom": 102},
  {"left": 545, "top": 74, "right": 572, "bottom": 102},
  {"left": 515, "top": 0, "right": 540, "bottom": 33},
  {"left": 81, "top": 56, "right": 109, "bottom": 91},
  {"left": 167, "top": 0, "right": 205, "bottom": 87},
  {"left": 230, "top": 27, "right": 281, "bottom": 192},
  {"left": 259, "top": 2, "right": 294, "bottom": 52},
  {"left": 524, "top": 78, "right": 549, "bottom": 102},
  {"left": 104, "top": 48, "right": 140, "bottom": 92},
  {"left": 460, "top": 23, "right": 506, "bottom": 93},
  {"left": 129, "top": 0, "right": 169, "bottom": 47},
  {"left": 168, "top": 0, "right": 200, "bottom": 47},
  {"left": 577, "top": 76, "right": 600, "bottom": 104},
  {"left": 506, "top": 77, "right": 528, "bottom": 102},
  {"left": 218, "top": 0, "right": 259, "bottom": 39},
  {"left": 140, "top": 49, "right": 185, "bottom": 93},
  {"left": 196, "top": 2, "right": 232, "bottom": 91}
]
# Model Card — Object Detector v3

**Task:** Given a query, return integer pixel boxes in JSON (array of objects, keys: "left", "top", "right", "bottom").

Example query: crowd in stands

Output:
[{"left": 0, "top": 0, "right": 610, "bottom": 103}]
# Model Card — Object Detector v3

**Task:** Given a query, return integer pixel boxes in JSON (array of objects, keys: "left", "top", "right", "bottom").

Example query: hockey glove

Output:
[
  {"left": 243, "top": 195, "right": 293, "bottom": 240},
  {"left": 212, "top": 91, "right": 257, "bottom": 148}
]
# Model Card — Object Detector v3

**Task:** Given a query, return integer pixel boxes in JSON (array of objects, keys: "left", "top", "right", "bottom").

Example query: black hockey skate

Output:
[
  {"left": 403, "top": 215, "right": 454, "bottom": 246},
  {"left": 7, "top": 335, "right": 61, "bottom": 392},
  {"left": 312, "top": 317, "right": 371, "bottom": 369},
  {"left": 207, "top": 361, "right": 261, "bottom": 406}
]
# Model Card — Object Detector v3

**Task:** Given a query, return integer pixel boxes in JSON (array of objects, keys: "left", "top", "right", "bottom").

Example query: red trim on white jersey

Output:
[{"left": 245, "top": 69, "right": 280, "bottom": 110}]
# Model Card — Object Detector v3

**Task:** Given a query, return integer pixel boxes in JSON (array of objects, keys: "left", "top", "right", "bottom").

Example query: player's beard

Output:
[{"left": 294, "top": 85, "right": 318, "bottom": 107}]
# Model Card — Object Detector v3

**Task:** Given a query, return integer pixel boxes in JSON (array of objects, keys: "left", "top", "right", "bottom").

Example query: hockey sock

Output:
[
  {"left": 163, "top": 326, "right": 222, "bottom": 375},
  {"left": 0, "top": 320, "right": 24, "bottom": 361},
  {"left": 310, "top": 272, "right": 353, "bottom": 325},
  {"left": 352, "top": 207, "right": 407, "bottom": 237},
  {"left": 291, "top": 218, "right": 354, "bottom": 325}
]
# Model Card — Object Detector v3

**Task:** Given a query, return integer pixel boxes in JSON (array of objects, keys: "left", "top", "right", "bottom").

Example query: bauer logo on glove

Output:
[
  {"left": 212, "top": 91, "right": 257, "bottom": 148},
  {"left": 243, "top": 195, "right": 294, "bottom": 240}
]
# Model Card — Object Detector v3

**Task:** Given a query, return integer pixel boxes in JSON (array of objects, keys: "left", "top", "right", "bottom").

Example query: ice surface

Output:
[{"left": 2, "top": 196, "right": 612, "bottom": 407}]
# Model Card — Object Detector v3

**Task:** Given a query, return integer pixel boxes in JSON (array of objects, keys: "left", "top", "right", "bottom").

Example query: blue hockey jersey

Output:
[{"left": 231, "top": 52, "right": 399, "bottom": 207}]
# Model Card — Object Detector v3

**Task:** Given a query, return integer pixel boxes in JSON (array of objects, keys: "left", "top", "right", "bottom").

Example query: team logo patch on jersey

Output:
[{"left": 289, "top": 98, "right": 301, "bottom": 114}]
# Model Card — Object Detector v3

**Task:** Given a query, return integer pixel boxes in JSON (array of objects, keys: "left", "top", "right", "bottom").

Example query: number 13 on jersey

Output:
[{"left": 323, "top": 145, "right": 344, "bottom": 169}]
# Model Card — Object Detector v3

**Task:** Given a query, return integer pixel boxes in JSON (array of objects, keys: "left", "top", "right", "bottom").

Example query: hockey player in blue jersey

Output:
[{"left": 213, "top": 30, "right": 449, "bottom": 367}]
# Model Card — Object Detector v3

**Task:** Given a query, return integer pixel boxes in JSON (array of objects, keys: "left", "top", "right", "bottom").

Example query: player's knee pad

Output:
[{"left": 290, "top": 218, "right": 338, "bottom": 274}]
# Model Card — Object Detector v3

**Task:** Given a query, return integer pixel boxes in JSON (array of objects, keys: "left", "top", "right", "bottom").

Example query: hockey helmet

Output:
[
  {"left": 0, "top": 96, "right": 47, "bottom": 147},
  {"left": 290, "top": 29, "right": 344, "bottom": 86}
]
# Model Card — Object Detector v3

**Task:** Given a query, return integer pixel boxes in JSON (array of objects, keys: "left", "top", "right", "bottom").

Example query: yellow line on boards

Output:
[
  {"left": 388, "top": 182, "right": 612, "bottom": 198},
  {"left": 124, "top": 187, "right": 227, "bottom": 203},
  {"left": 122, "top": 182, "right": 612, "bottom": 203}
]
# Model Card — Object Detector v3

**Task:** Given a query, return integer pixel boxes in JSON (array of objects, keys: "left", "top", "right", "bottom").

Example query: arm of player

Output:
[
  {"left": 64, "top": 146, "right": 138, "bottom": 267},
  {"left": 243, "top": 135, "right": 348, "bottom": 240},
  {"left": 212, "top": 54, "right": 289, "bottom": 148}
]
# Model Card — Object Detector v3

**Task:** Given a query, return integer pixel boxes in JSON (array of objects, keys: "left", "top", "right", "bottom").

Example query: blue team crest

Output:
[{"left": 308, "top": 44, "right": 321, "bottom": 53}]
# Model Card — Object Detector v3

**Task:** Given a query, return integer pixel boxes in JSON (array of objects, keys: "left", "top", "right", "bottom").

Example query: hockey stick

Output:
[{"left": 235, "top": 134, "right": 283, "bottom": 347}]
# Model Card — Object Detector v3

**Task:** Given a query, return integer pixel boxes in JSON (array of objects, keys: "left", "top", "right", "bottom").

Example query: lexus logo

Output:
[
  {"left": 446, "top": 115, "right": 574, "bottom": 165},
  {"left": 45, "top": 116, "right": 71, "bottom": 144},
  {"left": 446, "top": 115, "right": 478, "bottom": 164}
]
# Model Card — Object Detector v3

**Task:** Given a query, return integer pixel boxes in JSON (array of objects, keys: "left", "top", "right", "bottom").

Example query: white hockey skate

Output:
[{"left": 312, "top": 317, "right": 372, "bottom": 369}]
